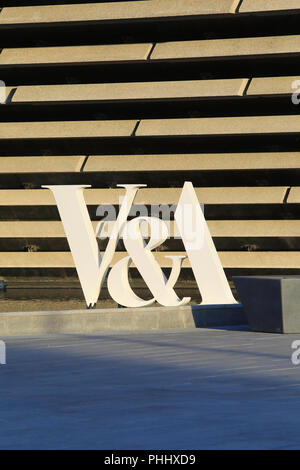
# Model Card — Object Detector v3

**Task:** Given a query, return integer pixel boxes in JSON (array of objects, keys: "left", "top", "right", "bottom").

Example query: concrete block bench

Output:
[{"left": 233, "top": 276, "right": 300, "bottom": 333}]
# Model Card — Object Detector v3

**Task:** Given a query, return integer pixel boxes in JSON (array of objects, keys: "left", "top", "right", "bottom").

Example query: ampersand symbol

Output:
[{"left": 107, "top": 216, "right": 191, "bottom": 307}]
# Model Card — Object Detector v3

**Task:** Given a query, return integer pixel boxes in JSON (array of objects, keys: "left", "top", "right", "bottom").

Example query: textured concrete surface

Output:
[
  {"left": 0, "top": 327, "right": 300, "bottom": 449},
  {"left": 136, "top": 116, "right": 300, "bottom": 136},
  {"left": 0, "top": 186, "right": 287, "bottom": 206},
  {"left": 240, "top": 0, "right": 300, "bottom": 13},
  {"left": 247, "top": 76, "right": 300, "bottom": 95},
  {"left": 0, "top": 156, "right": 85, "bottom": 173},
  {"left": 0, "top": 120, "right": 137, "bottom": 139},
  {"left": 234, "top": 276, "right": 300, "bottom": 334},
  {"left": 84, "top": 152, "right": 300, "bottom": 171},
  {"left": 0, "top": 43, "right": 152, "bottom": 65},
  {"left": 3, "top": 250, "right": 300, "bottom": 269},
  {"left": 287, "top": 187, "right": 300, "bottom": 203},
  {"left": 0, "top": 1, "right": 239, "bottom": 25},
  {"left": 0, "top": 304, "right": 245, "bottom": 336},
  {"left": 13, "top": 79, "right": 248, "bottom": 102},
  {"left": 2, "top": 219, "right": 300, "bottom": 238},
  {"left": 151, "top": 35, "right": 300, "bottom": 60}
]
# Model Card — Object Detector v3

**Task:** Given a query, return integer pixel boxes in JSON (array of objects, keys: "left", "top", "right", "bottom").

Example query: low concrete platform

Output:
[
  {"left": 0, "top": 303, "right": 245, "bottom": 336},
  {"left": 1, "top": 327, "right": 300, "bottom": 449}
]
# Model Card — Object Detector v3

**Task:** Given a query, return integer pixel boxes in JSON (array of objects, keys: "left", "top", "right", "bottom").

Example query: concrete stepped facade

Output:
[{"left": 1, "top": 0, "right": 300, "bottom": 308}]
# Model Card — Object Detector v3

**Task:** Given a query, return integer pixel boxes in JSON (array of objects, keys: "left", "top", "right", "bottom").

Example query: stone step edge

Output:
[{"left": 0, "top": 303, "right": 246, "bottom": 336}]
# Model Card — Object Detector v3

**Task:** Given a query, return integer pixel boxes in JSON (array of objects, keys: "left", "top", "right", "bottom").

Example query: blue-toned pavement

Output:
[{"left": 0, "top": 326, "right": 300, "bottom": 449}]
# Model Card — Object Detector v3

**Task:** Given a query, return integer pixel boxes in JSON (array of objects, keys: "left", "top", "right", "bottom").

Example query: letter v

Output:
[{"left": 42, "top": 184, "right": 145, "bottom": 307}]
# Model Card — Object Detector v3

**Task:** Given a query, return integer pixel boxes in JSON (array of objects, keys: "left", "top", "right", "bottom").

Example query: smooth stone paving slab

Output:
[{"left": 1, "top": 327, "right": 300, "bottom": 449}]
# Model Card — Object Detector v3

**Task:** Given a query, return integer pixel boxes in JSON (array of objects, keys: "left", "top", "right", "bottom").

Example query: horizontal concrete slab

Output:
[
  {"left": 0, "top": 120, "right": 137, "bottom": 139},
  {"left": 0, "top": 219, "right": 299, "bottom": 238},
  {"left": 287, "top": 187, "right": 300, "bottom": 203},
  {"left": 247, "top": 76, "right": 300, "bottom": 95},
  {"left": 207, "top": 220, "right": 300, "bottom": 237},
  {"left": 12, "top": 78, "right": 248, "bottom": 103},
  {"left": 0, "top": 251, "right": 299, "bottom": 268},
  {"left": 0, "top": 187, "right": 287, "bottom": 205},
  {"left": 0, "top": 156, "right": 85, "bottom": 173},
  {"left": 150, "top": 35, "right": 300, "bottom": 60},
  {"left": 0, "top": 43, "right": 152, "bottom": 65},
  {"left": 0, "top": 0, "right": 239, "bottom": 25},
  {"left": 84, "top": 152, "right": 300, "bottom": 171},
  {"left": 8, "top": 76, "right": 300, "bottom": 102},
  {"left": 0, "top": 303, "right": 245, "bottom": 336},
  {"left": 240, "top": 0, "right": 300, "bottom": 13},
  {"left": 136, "top": 116, "right": 300, "bottom": 136}
]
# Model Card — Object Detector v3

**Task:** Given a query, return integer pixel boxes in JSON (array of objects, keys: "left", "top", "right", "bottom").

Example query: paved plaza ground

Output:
[{"left": 0, "top": 326, "right": 300, "bottom": 449}]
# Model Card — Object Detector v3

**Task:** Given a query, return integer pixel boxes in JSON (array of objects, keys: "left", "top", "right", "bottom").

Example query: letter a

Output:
[{"left": 175, "top": 182, "right": 236, "bottom": 305}]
